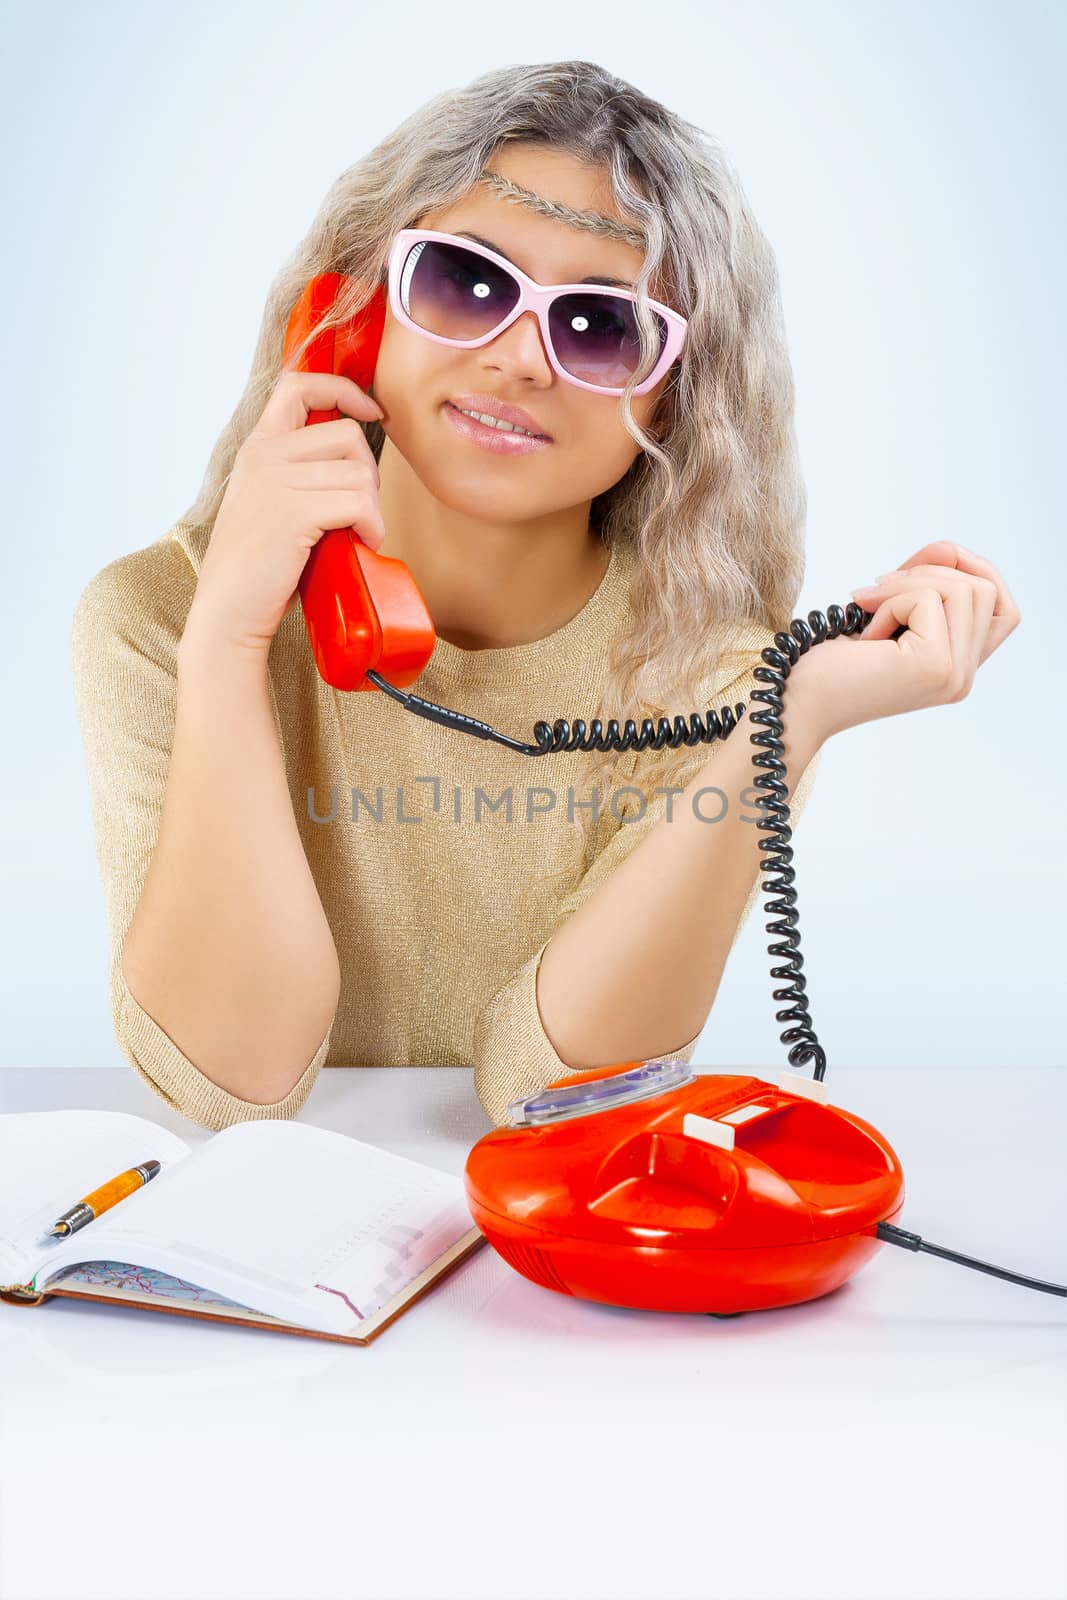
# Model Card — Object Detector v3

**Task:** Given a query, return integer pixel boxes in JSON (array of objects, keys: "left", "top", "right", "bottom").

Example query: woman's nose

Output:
[{"left": 479, "top": 309, "right": 553, "bottom": 384}]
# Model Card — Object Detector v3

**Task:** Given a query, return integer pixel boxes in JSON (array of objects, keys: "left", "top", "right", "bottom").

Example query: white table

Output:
[{"left": 2, "top": 1063, "right": 1065, "bottom": 1600}]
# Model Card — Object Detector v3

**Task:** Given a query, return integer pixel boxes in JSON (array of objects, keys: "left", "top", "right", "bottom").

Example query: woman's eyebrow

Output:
[{"left": 455, "top": 230, "right": 635, "bottom": 290}]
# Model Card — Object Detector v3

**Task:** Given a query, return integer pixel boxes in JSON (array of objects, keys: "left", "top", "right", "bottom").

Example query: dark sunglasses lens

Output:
[
  {"left": 401, "top": 239, "right": 520, "bottom": 340},
  {"left": 548, "top": 293, "right": 668, "bottom": 388}
]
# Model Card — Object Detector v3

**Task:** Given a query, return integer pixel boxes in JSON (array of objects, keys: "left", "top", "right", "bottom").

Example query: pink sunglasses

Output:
[{"left": 386, "top": 227, "right": 688, "bottom": 397}]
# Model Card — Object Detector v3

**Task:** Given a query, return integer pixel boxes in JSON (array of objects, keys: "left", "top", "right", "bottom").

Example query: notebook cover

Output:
[{"left": 0, "top": 1226, "right": 488, "bottom": 1345}]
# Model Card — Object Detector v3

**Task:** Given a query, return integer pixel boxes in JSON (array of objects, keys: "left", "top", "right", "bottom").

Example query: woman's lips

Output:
[{"left": 443, "top": 401, "right": 553, "bottom": 455}]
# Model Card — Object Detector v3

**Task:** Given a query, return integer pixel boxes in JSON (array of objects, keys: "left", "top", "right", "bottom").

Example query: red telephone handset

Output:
[{"left": 282, "top": 274, "right": 436, "bottom": 691}]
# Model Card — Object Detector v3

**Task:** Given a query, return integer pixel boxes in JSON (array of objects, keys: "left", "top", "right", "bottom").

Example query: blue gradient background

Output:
[{"left": 4, "top": 1, "right": 1063, "bottom": 1072}]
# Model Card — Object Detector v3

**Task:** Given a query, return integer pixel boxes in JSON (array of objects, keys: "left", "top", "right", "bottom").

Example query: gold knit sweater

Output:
[{"left": 70, "top": 520, "right": 820, "bottom": 1133}]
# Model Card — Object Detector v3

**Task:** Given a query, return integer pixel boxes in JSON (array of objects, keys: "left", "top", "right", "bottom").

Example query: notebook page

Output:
[
  {"left": 31, "top": 1119, "right": 476, "bottom": 1335},
  {"left": 0, "top": 1110, "right": 190, "bottom": 1284}
]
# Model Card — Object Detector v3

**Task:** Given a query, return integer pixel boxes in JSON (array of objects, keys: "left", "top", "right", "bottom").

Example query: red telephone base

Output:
[{"left": 464, "top": 1066, "right": 905, "bottom": 1316}]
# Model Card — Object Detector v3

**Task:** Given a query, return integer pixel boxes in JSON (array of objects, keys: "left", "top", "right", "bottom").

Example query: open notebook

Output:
[{"left": 0, "top": 1110, "right": 486, "bottom": 1344}]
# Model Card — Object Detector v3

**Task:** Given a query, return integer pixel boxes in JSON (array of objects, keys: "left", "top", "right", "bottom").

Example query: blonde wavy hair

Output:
[{"left": 178, "top": 58, "right": 806, "bottom": 821}]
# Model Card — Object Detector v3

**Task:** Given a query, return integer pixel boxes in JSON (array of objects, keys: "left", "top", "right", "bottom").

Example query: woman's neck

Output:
[{"left": 374, "top": 436, "right": 609, "bottom": 651}]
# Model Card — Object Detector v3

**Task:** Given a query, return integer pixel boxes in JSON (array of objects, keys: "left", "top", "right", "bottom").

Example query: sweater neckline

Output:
[
  {"left": 169, "top": 519, "right": 633, "bottom": 692},
  {"left": 409, "top": 539, "right": 632, "bottom": 690}
]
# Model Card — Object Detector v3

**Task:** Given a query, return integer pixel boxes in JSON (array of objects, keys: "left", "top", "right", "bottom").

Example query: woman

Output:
[{"left": 70, "top": 60, "right": 1019, "bottom": 1133}]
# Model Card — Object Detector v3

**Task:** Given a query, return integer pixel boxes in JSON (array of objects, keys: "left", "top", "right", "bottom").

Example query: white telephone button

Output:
[
  {"left": 777, "top": 1070, "right": 829, "bottom": 1104},
  {"left": 682, "top": 1113, "right": 736, "bottom": 1151}
]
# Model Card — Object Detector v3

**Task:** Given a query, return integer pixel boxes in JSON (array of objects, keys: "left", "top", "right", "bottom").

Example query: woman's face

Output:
[{"left": 372, "top": 145, "right": 673, "bottom": 525}]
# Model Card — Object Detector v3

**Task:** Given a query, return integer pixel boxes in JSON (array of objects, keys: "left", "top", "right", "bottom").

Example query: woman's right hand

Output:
[{"left": 182, "top": 370, "right": 387, "bottom": 657}]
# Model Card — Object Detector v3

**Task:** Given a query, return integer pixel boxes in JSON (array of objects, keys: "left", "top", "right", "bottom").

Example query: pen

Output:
[{"left": 45, "top": 1160, "right": 163, "bottom": 1238}]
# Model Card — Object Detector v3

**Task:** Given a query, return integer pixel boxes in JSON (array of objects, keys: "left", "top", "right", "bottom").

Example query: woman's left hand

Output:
[{"left": 783, "top": 540, "right": 1021, "bottom": 744}]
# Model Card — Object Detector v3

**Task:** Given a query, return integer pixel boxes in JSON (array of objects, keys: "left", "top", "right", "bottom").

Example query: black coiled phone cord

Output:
[{"left": 369, "top": 597, "right": 884, "bottom": 1089}]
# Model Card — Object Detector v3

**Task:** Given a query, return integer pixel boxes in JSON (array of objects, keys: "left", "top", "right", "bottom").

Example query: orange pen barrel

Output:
[
  {"left": 80, "top": 1163, "right": 158, "bottom": 1216},
  {"left": 49, "top": 1160, "right": 162, "bottom": 1237}
]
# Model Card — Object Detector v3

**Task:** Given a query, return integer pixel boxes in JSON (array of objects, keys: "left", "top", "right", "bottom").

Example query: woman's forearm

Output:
[
  {"left": 536, "top": 691, "right": 825, "bottom": 1068},
  {"left": 120, "top": 623, "right": 341, "bottom": 1104}
]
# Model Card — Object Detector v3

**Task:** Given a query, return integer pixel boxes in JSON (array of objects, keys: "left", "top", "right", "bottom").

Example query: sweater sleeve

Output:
[
  {"left": 70, "top": 550, "right": 333, "bottom": 1132},
  {"left": 471, "top": 644, "right": 823, "bottom": 1127}
]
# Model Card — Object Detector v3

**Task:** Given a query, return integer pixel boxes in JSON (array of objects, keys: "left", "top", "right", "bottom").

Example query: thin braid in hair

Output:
[{"left": 477, "top": 168, "right": 646, "bottom": 248}]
